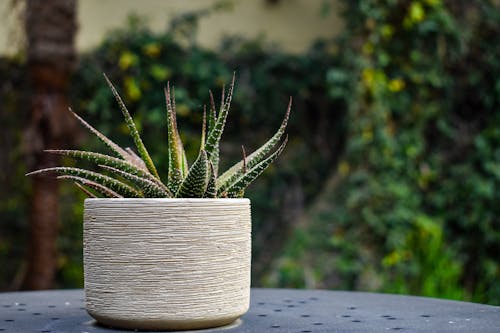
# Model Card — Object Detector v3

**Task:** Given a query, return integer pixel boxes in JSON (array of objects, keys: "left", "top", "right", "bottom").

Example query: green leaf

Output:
[
  {"left": 217, "top": 97, "right": 291, "bottom": 191},
  {"left": 27, "top": 167, "right": 142, "bottom": 197},
  {"left": 99, "top": 165, "right": 171, "bottom": 198},
  {"left": 207, "top": 90, "right": 217, "bottom": 135},
  {"left": 164, "top": 84, "right": 187, "bottom": 193},
  {"left": 44, "top": 150, "right": 167, "bottom": 191},
  {"left": 58, "top": 175, "right": 122, "bottom": 198},
  {"left": 73, "top": 182, "right": 98, "bottom": 198},
  {"left": 176, "top": 150, "right": 209, "bottom": 198},
  {"left": 200, "top": 105, "right": 207, "bottom": 150},
  {"left": 233, "top": 189, "right": 245, "bottom": 198},
  {"left": 205, "top": 73, "right": 235, "bottom": 176},
  {"left": 103, "top": 73, "right": 160, "bottom": 179},
  {"left": 222, "top": 136, "right": 288, "bottom": 198},
  {"left": 124, "top": 147, "right": 147, "bottom": 170},
  {"left": 70, "top": 108, "right": 149, "bottom": 171},
  {"left": 204, "top": 160, "right": 217, "bottom": 198},
  {"left": 69, "top": 108, "right": 129, "bottom": 160},
  {"left": 171, "top": 86, "right": 189, "bottom": 177}
]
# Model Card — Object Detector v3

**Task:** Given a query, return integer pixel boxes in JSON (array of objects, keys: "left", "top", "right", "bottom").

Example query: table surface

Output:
[{"left": 0, "top": 288, "right": 498, "bottom": 333}]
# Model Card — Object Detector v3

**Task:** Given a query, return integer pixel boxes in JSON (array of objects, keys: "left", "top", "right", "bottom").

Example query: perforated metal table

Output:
[{"left": 0, "top": 288, "right": 498, "bottom": 332}]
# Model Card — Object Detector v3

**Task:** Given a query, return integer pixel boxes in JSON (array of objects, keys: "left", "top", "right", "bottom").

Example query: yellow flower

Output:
[
  {"left": 119, "top": 51, "right": 138, "bottom": 70},
  {"left": 143, "top": 43, "right": 161, "bottom": 58},
  {"left": 338, "top": 161, "right": 350, "bottom": 176},
  {"left": 381, "top": 25, "right": 394, "bottom": 39},
  {"left": 388, "top": 78, "right": 405, "bottom": 92},
  {"left": 362, "top": 127, "right": 373, "bottom": 142},
  {"left": 425, "top": 0, "right": 441, "bottom": 7},
  {"left": 362, "top": 68, "right": 375, "bottom": 87},
  {"left": 362, "top": 42, "right": 374, "bottom": 55},
  {"left": 124, "top": 77, "right": 141, "bottom": 101},
  {"left": 150, "top": 65, "right": 171, "bottom": 81},
  {"left": 383, "top": 251, "right": 406, "bottom": 266},
  {"left": 409, "top": 2, "right": 425, "bottom": 23},
  {"left": 176, "top": 104, "right": 190, "bottom": 117}
]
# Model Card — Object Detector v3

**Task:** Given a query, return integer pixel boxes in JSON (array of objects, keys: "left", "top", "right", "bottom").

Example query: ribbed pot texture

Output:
[{"left": 83, "top": 198, "right": 251, "bottom": 330}]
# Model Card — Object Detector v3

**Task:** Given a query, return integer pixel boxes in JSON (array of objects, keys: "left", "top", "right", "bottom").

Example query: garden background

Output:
[{"left": 0, "top": 0, "right": 499, "bottom": 305}]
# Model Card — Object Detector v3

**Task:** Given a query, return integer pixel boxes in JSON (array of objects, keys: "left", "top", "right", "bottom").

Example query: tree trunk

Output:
[{"left": 22, "top": 0, "right": 78, "bottom": 290}]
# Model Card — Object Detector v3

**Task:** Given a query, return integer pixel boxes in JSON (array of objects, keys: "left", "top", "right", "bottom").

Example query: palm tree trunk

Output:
[{"left": 22, "top": 0, "right": 78, "bottom": 289}]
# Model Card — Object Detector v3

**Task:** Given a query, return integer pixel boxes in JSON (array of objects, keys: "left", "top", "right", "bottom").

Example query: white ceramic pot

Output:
[{"left": 83, "top": 198, "right": 251, "bottom": 330}]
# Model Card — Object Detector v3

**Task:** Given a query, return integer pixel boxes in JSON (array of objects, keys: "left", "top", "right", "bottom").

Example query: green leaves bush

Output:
[{"left": 272, "top": 0, "right": 499, "bottom": 305}]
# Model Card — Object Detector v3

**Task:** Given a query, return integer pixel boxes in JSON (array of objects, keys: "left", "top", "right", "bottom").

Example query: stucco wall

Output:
[{"left": 0, "top": 0, "right": 342, "bottom": 55}]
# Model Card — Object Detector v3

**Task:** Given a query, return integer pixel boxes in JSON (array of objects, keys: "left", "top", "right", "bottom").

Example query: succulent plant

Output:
[{"left": 27, "top": 74, "right": 291, "bottom": 198}]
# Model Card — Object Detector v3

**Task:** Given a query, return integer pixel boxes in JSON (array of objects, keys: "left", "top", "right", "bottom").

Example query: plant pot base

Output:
[{"left": 89, "top": 310, "right": 242, "bottom": 331}]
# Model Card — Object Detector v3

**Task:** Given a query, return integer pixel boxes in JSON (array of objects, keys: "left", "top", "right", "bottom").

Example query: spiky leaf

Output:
[
  {"left": 207, "top": 90, "right": 217, "bottom": 135},
  {"left": 205, "top": 73, "right": 235, "bottom": 176},
  {"left": 58, "top": 175, "right": 122, "bottom": 198},
  {"left": 217, "top": 97, "right": 291, "bottom": 191},
  {"left": 99, "top": 165, "right": 171, "bottom": 198},
  {"left": 74, "top": 182, "right": 98, "bottom": 198},
  {"left": 200, "top": 105, "right": 207, "bottom": 150},
  {"left": 164, "top": 84, "right": 186, "bottom": 193},
  {"left": 172, "top": 86, "right": 189, "bottom": 177},
  {"left": 44, "top": 150, "right": 168, "bottom": 191},
  {"left": 27, "top": 167, "right": 141, "bottom": 197},
  {"left": 104, "top": 74, "right": 160, "bottom": 179},
  {"left": 69, "top": 108, "right": 129, "bottom": 160},
  {"left": 70, "top": 109, "right": 148, "bottom": 170},
  {"left": 176, "top": 150, "right": 209, "bottom": 198},
  {"left": 125, "top": 147, "right": 148, "bottom": 170},
  {"left": 204, "top": 160, "right": 217, "bottom": 198},
  {"left": 222, "top": 137, "right": 288, "bottom": 198}
]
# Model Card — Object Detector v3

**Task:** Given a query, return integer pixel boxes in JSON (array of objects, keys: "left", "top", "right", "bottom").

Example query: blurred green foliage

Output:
[
  {"left": 0, "top": 58, "right": 29, "bottom": 289},
  {"left": 272, "top": 0, "right": 500, "bottom": 305},
  {"left": 0, "top": 0, "right": 498, "bottom": 305}
]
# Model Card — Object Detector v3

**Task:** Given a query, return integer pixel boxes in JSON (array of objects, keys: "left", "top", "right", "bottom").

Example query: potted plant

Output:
[{"left": 28, "top": 74, "right": 291, "bottom": 330}]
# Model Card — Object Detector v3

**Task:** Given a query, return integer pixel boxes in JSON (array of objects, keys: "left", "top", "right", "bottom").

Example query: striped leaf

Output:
[
  {"left": 70, "top": 108, "right": 147, "bottom": 170},
  {"left": 69, "top": 108, "right": 129, "bottom": 160},
  {"left": 217, "top": 97, "right": 291, "bottom": 191},
  {"left": 27, "top": 167, "right": 142, "bottom": 197},
  {"left": 99, "top": 165, "right": 171, "bottom": 198},
  {"left": 58, "top": 175, "right": 122, "bottom": 198},
  {"left": 175, "top": 150, "right": 209, "bottom": 198},
  {"left": 44, "top": 150, "right": 168, "bottom": 192},
  {"left": 171, "top": 86, "right": 189, "bottom": 177},
  {"left": 207, "top": 90, "right": 217, "bottom": 136},
  {"left": 233, "top": 189, "right": 245, "bottom": 198},
  {"left": 205, "top": 73, "right": 235, "bottom": 176},
  {"left": 74, "top": 182, "right": 98, "bottom": 198},
  {"left": 164, "top": 84, "right": 186, "bottom": 193},
  {"left": 103, "top": 74, "right": 160, "bottom": 179},
  {"left": 200, "top": 105, "right": 207, "bottom": 150},
  {"left": 221, "top": 136, "right": 288, "bottom": 198},
  {"left": 204, "top": 160, "right": 217, "bottom": 198},
  {"left": 124, "top": 147, "right": 148, "bottom": 170}
]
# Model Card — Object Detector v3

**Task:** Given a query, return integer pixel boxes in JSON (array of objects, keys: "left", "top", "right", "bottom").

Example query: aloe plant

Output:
[{"left": 27, "top": 74, "right": 291, "bottom": 198}]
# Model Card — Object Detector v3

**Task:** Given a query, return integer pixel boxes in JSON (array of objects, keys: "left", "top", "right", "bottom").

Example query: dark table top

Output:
[{"left": 0, "top": 288, "right": 498, "bottom": 333}]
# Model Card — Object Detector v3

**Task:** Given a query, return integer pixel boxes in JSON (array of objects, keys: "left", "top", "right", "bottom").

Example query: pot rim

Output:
[{"left": 84, "top": 197, "right": 250, "bottom": 203}]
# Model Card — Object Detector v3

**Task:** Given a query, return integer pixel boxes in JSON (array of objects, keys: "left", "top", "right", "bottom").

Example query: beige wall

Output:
[
  {"left": 0, "top": 0, "right": 23, "bottom": 55},
  {"left": 0, "top": 0, "right": 342, "bottom": 55}
]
